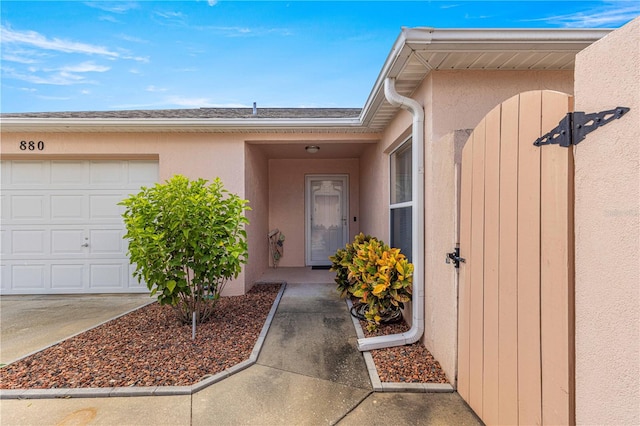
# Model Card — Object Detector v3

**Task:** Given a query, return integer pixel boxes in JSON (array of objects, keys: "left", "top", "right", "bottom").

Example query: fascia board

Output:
[
  {"left": 405, "top": 27, "right": 612, "bottom": 44},
  {"left": 0, "top": 117, "right": 364, "bottom": 132},
  {"left": 359, "top": 28, "right": 422, "bottom": 127}
]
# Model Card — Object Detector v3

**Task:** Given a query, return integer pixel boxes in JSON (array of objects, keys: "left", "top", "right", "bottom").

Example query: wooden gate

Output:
[{"left": 457, "top": 90, "right": 574, "bottom": 425}]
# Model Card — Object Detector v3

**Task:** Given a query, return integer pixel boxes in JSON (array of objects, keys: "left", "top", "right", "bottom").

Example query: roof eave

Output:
[{"left": 359, "top": 27, "right": 611, "bottom": 127}]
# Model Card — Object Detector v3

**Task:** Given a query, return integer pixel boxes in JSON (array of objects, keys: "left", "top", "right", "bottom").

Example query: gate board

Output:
[{"left": 458, "top": 90, "right": 574, "bottom": 425}]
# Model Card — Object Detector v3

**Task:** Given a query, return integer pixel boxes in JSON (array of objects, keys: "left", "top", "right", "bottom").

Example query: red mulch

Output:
[{"left": 0, "top": 284, "right": 281, "bottom": 389}]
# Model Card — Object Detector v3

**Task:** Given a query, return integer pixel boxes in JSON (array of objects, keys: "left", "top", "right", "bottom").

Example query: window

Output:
[{"left": 390, "top": 138, "right": 412, "bottom": 261}]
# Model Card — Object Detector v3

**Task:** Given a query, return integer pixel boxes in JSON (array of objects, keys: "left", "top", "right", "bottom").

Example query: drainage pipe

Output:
[{"left": 358, "top": 77, "right": 425, "bottom": 351}]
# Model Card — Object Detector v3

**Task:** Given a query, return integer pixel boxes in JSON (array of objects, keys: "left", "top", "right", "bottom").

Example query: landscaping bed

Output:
[
  {"left": 0, "top": 284, "right": 281, "bottom": 389},
  {"left": 1, "top": 282, "right": 446, "bottom": 390},
  {"left": 359, "top": 317, "right": 449, "bottom": 384}
]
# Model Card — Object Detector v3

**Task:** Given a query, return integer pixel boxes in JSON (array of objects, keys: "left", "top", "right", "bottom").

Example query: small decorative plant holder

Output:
[{"left": 268, "top": 229, "right": 285, "bottom": 268}]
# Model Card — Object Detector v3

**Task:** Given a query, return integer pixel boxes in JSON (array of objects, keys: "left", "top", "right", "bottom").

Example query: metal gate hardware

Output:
[
  {"left": 446, "top": 248, "right": 466, "bottom": 268},
  {"left": 534, "top": 107, "right": 630, "bottom": 147}
]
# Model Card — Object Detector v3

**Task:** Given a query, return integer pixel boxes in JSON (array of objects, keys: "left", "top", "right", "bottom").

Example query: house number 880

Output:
[{"left": 19, "top": 140, "right": 45, "bottom": 151}]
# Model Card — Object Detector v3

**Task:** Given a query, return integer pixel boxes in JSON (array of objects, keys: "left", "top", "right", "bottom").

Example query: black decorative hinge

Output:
[
  {"left": 534, "top": 107, "right": 630, "bottom": 147},
  {"left": 446, "top": 248, "right": 466, "bottom": 268}
]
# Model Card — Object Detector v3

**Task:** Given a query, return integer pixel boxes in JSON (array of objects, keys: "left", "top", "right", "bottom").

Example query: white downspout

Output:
[{"left": 358, "top": 77, "right": 425, "bottom": 351}]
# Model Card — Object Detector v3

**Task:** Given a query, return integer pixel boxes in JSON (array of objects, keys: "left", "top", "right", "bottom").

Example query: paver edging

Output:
[
  {"left": 346, "top": 298, "right": 454, "bottom": 394},
  {"left": 0, "top": 282, "right": 287, "bottom": 400}
]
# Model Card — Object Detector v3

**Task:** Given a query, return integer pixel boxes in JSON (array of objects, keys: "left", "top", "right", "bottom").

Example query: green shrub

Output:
[
  {"left": 329, "top": 232, "right": 374, "bottom": 298},
  {"left": 332, "top": 234, "right": 413, "bottom": 331},
  {"left": 120, "top": 175, "right": 250, "bottom": 324}
]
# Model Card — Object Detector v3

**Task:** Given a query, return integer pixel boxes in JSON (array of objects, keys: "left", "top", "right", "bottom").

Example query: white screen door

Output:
[{"left": 305, "top": 175, "right": 348, "bottom": 266}]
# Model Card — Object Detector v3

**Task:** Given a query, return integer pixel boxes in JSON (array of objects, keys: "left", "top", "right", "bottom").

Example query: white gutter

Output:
[
  {"left": 357, "top": 77, "right": 425, "bottom": 351},
  {"left": 0, "top": 117, "right": 364, "bottom": 133}
]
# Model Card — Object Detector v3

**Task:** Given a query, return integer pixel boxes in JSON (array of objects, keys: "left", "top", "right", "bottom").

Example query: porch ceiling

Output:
[{"left": 247, "top": 140, "right": 375, "bottom": 159}]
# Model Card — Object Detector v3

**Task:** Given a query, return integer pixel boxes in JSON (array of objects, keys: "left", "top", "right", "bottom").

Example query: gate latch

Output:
[
  {"left": 446, "top": 248, "right": 465, "bottom": 268},
  {"left": 534, "top": 107, "right": 630, "bottom": 147}
]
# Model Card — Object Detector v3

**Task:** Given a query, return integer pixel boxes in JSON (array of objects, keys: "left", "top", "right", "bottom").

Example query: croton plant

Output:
[{"left": 330, "top": 233, "right": 413, "bottom": 331}]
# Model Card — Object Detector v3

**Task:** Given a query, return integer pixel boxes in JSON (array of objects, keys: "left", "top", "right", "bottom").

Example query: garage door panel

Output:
[
  {"left": 1, "top": 160, "right": 158, "bottom": 294},
  {"left": 51, "top": 264, "right": 85, "bottom": 289},
  {"left": 89, "top": 194, "right": 126, "bottom": 220},
  {"left": 12, "top": 230, "right": 47, "bottom": 255},
  {"left": 0, "top": 264, "right": 8, "bottom": 290},
  {"left": 1, "top": 194, "right": 8, "bottom": 221},
  {"left": 89, "top": 229, "right": 124, "bottom": 254},
  {"left": 12, "top": 264, "right": 46, "bottom": 289},
  {"left": 51, "top": 229, "right": 85, "bottom": 255},
  {"left": 1, "top": 229, "right": 7, "bottom": 256},
  {"left": 90, "top": 264, "right": 125, "bottom": 289},
  {"left": 90, "top": 161, "right": 126, "bottom": 185},
  {"left": 51, "top": 195, "right": 85, "bottom": 220},
  {"left": 11, "top": 195, "right": 47, "bottom": 220},
  {"left": 51, "top": 161, "right": 86, "bottom": 185},
  {"left": 10, "top": 161, "right": 49, "bottom": 185}
]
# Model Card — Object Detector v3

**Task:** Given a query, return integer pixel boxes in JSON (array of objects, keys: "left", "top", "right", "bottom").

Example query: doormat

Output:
[{"left": 311, "top": 265, "right": 331, "bottom": 270}]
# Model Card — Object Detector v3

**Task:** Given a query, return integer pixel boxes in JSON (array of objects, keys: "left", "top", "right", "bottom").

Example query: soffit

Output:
[{"left": 362, "top": 28, "right": 611, "bottom": 130}]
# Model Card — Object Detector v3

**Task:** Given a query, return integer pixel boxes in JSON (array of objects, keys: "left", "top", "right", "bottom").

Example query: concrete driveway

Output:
[{"left": 0, "top": 294, "right": 153, "bottom": 365}]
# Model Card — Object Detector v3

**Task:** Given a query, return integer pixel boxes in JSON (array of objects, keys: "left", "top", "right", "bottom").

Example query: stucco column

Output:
[{"left": 573, "top": 17, "right": 639, "bottom": 425}]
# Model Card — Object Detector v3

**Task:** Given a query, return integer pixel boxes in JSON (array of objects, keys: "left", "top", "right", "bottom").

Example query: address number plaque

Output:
[{"left": 19, "top": 140, "right": 45, "bottom": 151}]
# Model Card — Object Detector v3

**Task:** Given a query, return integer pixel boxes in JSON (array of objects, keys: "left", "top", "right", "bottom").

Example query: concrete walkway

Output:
[{"left": 0, "top": 283, "right": 481, "bottom": 425}]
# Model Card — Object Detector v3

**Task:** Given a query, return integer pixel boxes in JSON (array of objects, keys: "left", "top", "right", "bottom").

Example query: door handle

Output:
[{"left": 81, "top": 243, "right": 89, "bottom": 247}]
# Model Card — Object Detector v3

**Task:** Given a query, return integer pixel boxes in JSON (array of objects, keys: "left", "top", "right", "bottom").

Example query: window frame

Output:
[{"left": 389, "top": 137, "right": 413, "bottom": 261}]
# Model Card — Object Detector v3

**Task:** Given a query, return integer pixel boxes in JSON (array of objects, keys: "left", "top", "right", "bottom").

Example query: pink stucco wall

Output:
[
  {"left": 429, "top": 70, "right": 575, "bottom": 143},
  {"left": 268, "top": 158, "right": 360, "bottom": 267},
  {"left": 574, "top": 17, "right": 639, "bottom": 425},
  {"left": 244, "top": 144, "right": 269, "bottom": 292}
]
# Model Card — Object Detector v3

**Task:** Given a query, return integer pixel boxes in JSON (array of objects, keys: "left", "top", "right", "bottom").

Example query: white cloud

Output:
[
  {"left": 58, "top": 62, "right": 110, "bottom": 73},
  {"left": 524, "top": 4, "right": 640, "bottom": 28},
  {"left": 196, "top": 25, "right": 292, "bottom": 37},
  {"left": 1, "top": 25, "right": 121, "bottom": 58},
  {"left": 153, "top": 10, "right": 188, "bottom": 26},
  {"left": 1, "top": 53, "right": 38, "bottom": 64},
  {"left": 2, "top": 67, "right": 92, "bottom": 86},
  {"left": 117, "top": 34, "right": 149, "bottom": 44},
  {"left": 99, "top": 15, "right": 121, "bottom": 24},
  {"left": 83, "top": 2, "right": 139, "bottom": 14},
  {"left": 208, "top": 0, "right": 218, "bottom": 6},
  {"left": 164, "top": 96, "right": 215, "bottom": 107},
  {"left": 146, "top": 85, "right": 167, "bottom": 92}
]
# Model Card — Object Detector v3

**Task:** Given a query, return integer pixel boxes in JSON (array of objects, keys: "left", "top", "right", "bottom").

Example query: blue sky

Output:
[{"left": 1, "top": 1, "right": 638, "bottom": 113}]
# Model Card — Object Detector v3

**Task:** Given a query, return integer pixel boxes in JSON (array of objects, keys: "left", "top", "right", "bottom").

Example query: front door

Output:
[{"left": 305, "top": 175, "right": 348, "bottom": 266}]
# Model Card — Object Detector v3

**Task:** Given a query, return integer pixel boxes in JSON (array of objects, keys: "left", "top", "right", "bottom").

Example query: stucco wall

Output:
[
  {"left": 244, "top": 144, "right": 269, "bottom": 292},
  {"left": 268, "top": 158, "right": 360, "bottom": 267},
  {"left": 430, "top": 69, "right": 574, "bottom": 143},
  {"left": 1, "top": 131, "right": 248, "bottom": 295},
  {"left": 574, "top": 17, "right": 640, "bottom": 425},
  {"left": 358, "top": 111, "right": 412, "bottom": 241},
  {"left": 423, "top": 129, "right": 472, "bottom": 384}
]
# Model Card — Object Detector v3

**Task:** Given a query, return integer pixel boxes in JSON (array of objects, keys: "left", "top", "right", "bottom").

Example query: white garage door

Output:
[{"left": 0, "top": 160, "right": 158, "bottom": 294}]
